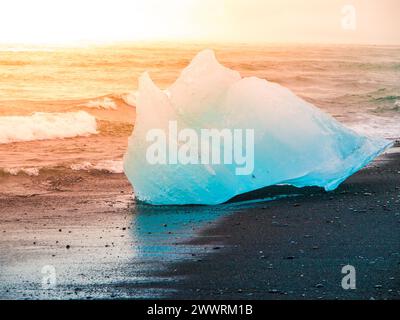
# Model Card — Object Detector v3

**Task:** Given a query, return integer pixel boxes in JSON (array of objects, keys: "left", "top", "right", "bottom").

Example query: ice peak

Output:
[
  {"left": 176, "top": 49, "right": 240, "bottom": 84},
  {"left": 187, "top": 49, "right": 218, "bottom": 68}
]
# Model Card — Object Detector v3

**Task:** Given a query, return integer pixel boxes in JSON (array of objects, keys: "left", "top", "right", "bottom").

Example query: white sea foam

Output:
[
  {"left": 1, "top": 160, "right": 123, "bottom": 177},
  {"left": 3, "top": 167, "right": 40, "bottom": 176},
  {"left": 346, "top": 114, "right": 400, "bottom": 140},
  {"left": 79, "top": 97, "right": 117, "bottom": 110},
  {"left": 71, "top": 160, "right": 124, "bottom": 173},
  {"left": 0, "top": 111, "right": 97, "bottom": 144}
]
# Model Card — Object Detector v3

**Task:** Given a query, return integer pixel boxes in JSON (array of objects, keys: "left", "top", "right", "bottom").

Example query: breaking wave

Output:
[
  {"left": 2, "top": 167, "right": 40, "bottom": 176},
  {"left": 78, "top": 97, "right": 118, "bottom": 110},
  {"left": 346, "top": 114, "right": 400, "bottom": 140},
  {"left": 1, "top": 160, "right": 123, "bottom": 177},
  {"left": 0, "top": 111, "right": 97, "bottom": 144},
  {"left": 70, "top": 160, "right": 124, "bottom": 173}
]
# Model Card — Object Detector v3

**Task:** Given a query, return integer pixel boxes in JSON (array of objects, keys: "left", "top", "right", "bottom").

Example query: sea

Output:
[{"left": 0, "top": 43, "right": 399, "bottom": 176}]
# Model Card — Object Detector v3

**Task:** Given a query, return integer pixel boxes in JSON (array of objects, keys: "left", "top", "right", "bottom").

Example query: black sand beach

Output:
[
  {"left": 0, "top": 147, "right": 399, "bottom": 300},
  {"left": 157, "top": 149, "right": 400, "bottom": 300}
]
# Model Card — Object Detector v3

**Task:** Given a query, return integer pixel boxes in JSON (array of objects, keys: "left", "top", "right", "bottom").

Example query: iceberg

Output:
[{"left": 123, "top": 50, "right": 393, "bottom": 205}]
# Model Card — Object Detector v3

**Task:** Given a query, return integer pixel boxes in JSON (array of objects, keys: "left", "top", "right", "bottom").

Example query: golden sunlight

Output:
[
  {"left": 0, "top": 0, "right": 199, "bottom": 44},
  {"left": 0, "top": 0, "right": 399, "bottom": 45}
]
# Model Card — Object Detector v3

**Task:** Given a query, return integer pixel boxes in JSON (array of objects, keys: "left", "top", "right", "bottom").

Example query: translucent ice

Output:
[{"left": 123, "top": 50, "right": 393, "bottom": 205}]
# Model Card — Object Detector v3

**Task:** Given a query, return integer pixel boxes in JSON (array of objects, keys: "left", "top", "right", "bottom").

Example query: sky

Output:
[{"left": 0, "top": 0, "right": 399, "bottom": 45}]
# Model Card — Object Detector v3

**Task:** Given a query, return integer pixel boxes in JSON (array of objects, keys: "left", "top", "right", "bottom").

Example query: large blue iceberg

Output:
[{"left": 123, "top": 50, "right": 393, "bottom": 205}]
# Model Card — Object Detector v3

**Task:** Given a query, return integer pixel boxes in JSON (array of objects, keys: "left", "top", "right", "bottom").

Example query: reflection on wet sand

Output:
[
  {"left": 0, "top": 168, "right": 321, "bottom": 299},
  {"left": 0, "top": 178, "right": 239, "bottom": 299},
  {"left": 132, "top": 203, "right": 235, "bottom": 261}
]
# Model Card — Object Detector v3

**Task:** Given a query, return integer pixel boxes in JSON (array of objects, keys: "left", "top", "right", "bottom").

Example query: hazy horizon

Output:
[{"left": 0, "top": 0, "right": 399, "bottom": 46}]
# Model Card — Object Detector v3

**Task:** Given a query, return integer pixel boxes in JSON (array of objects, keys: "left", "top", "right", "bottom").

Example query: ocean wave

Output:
[
  {"left": 2, "top": 167, "right": 40, "bottom": 176},
  {"left": 70, "top": 160, "right": 124, "bottom": 174},
  {"left": 1, "top": 160, "right": 123, "bottom": 177},
  {"left": 346, "top": 114, "right": 400, "bottom": 140},
  {"left": 0, "top": 111, "right": 97, "bottom": 144},
  {"left": 78, "top": 97, "right": 117, "bottom": 110},
  {"left": 372, "top": 97, "right": 400, "bottom": 113},
  {"left": 373, "top": 95, "right": 400, "bottom": 103}
]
